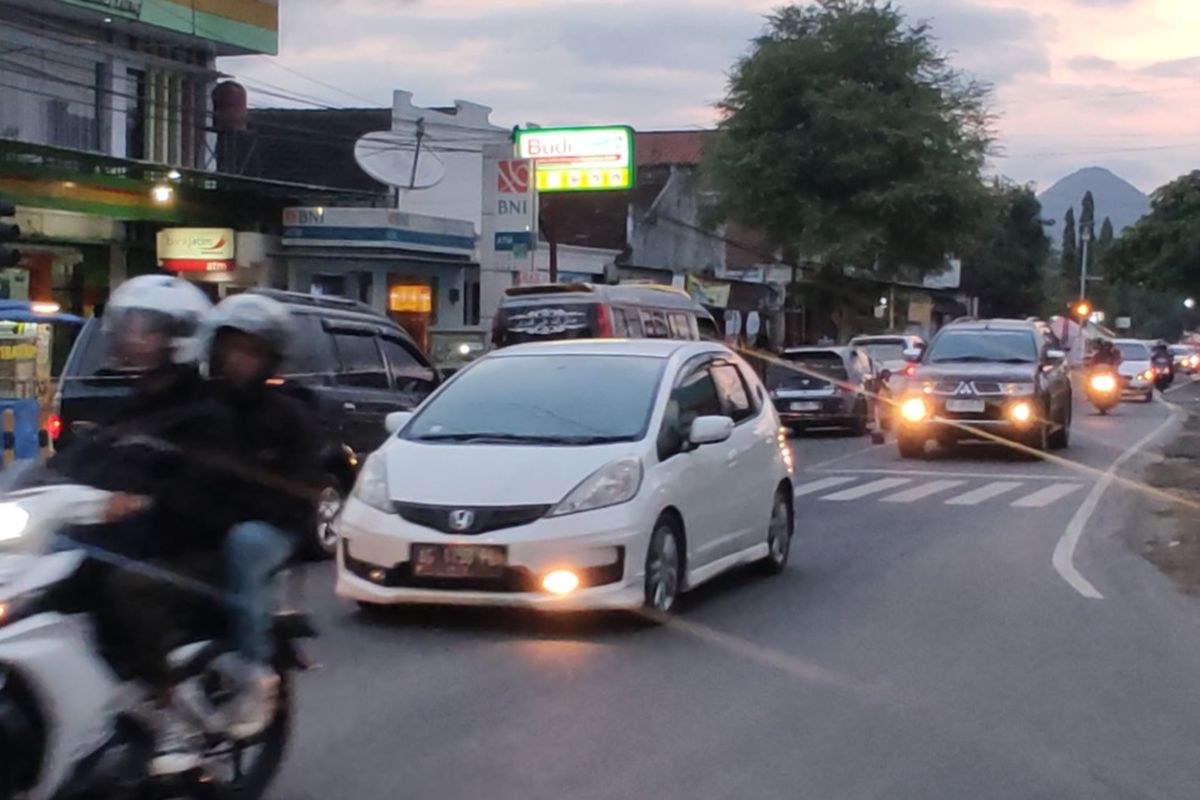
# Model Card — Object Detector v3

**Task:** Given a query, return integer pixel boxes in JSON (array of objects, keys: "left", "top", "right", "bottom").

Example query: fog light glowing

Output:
[
  {"left": 368, "top": 568, "right": 387, "bottom": 583},
  {"left": 900, "top": 397, "right": 928, "bottom": 423},
  {"left": 1009, "top": 402, "right": 1033, "bottom": 423},
  {"left": 543, "top": 569, "right": 580, "bottom": 595},
  {"left": 1089, "top": 373, "right": 1117, "bottom": 393}
]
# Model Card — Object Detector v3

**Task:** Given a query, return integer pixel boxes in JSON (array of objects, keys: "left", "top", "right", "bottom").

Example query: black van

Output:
[
  {"left": 491, "top": 283, "right": 720, "bottom": 347},
  {"left": 55, "top": 289, "right": 440, "bottom": 557}
]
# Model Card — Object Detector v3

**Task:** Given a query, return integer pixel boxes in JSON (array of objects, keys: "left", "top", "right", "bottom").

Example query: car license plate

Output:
[
  {"left": 411, "top": 544, "right": 507, "bottom": 578},
  {"left": 791, "top": 401, "right": 822, "bottom": 412},
  {"left": 946, "top": 399, "right": 986, "bottom": 413}
]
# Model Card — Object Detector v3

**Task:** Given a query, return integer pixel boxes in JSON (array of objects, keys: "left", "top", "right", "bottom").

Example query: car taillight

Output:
[
  {"left": 593, "top": 303, "right": 614, "bottom": 338},
  {"left": 903, "top": 364, "right": 917, "bottom": 377},
  {"left": 46, "top": 414, "right": 62, "bottom": 441}
]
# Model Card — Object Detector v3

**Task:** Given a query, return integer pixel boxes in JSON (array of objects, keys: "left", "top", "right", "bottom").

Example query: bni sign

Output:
[{"left": 515, "top": 126, "right": 634, "bottom": 193}]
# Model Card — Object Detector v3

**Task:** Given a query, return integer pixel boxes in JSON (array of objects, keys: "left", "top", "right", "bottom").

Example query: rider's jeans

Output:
[{"left": 225, "top": 521, "right": 294, "bottom": 664}]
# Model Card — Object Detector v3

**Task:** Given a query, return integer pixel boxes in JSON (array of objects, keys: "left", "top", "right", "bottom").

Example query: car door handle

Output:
[{"left": 343, "top": 402, "right": 357, "bottom": 411}]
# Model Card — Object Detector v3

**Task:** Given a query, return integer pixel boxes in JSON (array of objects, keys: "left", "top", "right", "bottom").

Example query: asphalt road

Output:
[{"left": 273, "top": 391, "right": 1200, "bottom": 800}]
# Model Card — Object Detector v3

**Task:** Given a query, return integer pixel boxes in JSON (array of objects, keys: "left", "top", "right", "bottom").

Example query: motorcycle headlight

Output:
[
  {"left": 0, "top": 503, "right": 30, "bottom": 543},
  {"left": 351, "top": 453, "right": 392, "bottom": 513},
  {"left": 1000, "top": 382, "right": 1036, "bottom": 396},
  {"left": 550, "top": 458, "right": 643, "bottom": 517}
]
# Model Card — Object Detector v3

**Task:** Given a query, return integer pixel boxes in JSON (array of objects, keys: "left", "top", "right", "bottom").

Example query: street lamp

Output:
[
  {"left": 1078, "top": 222, "right": 1093, "bottom": 300},
  {"left": 1185, "top": 298, "right": 1195, "bottom": 310},
  {"left": 150, "top": 184, "right": 173, "bottom": 204}
]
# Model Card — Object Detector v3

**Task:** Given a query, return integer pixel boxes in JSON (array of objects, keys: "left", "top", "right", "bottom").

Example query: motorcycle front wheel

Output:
[{"left": 198, "top": 671, "right": 291, "bottom": 800}]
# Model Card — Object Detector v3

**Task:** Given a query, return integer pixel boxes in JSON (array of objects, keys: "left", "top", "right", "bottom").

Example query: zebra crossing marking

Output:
[
  {"left": 793, "top": 476, "right": 859, "bottom": 497},
  {"left": 943, "top": 481, "right": 1023, "bottom": 506},
  {"left": 1011, "top": 483, "right": 1083, "bottom": 508},
  {"left": 880, "top": 480, "right": 966, "bottom": 504},
  {"left": 820, "top": 478, "right": 912, "bottom": 501}
]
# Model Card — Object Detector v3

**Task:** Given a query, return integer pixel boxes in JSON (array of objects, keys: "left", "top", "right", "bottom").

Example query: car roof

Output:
[
  {"left": 501, "top": 282, "right": 711, "bottom": 314},
  {"left": 491, "top": 338, "right": 731, "bottom": 360},
  {"left": 782, "top": 346, "right": 851, "bottom": 356},
  {"left": 941, "top": 318, "right": 1038, "bottom": 332},
  {"left": 1114, "top": 338, "right": 1151, "bottom": 345},
  {"left": 849, "top": 334, "right": 919, "bottom": 343}
]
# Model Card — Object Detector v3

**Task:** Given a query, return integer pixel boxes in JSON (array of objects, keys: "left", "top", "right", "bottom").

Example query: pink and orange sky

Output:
[{"left": 223, "top": 0, "right": 1200, "bottom": 192}]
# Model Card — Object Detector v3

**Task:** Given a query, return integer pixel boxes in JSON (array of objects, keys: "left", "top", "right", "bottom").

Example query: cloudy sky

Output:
[{"left": 222, "top": 0, "right": 1200, "bottom": 193}]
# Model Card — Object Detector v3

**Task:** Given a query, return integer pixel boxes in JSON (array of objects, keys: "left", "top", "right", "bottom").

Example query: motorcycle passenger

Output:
[{"left": 203, "top": 293, "right": 322, "bottom": 740}]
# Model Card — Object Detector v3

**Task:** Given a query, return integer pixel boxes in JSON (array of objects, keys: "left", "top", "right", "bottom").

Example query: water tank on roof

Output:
[{"left": 213, "top": 81, "right": 248, "bottom": 132}]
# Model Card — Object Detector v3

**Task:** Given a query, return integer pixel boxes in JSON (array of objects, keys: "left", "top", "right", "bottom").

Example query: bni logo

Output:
[{"left": 497, "top": 160, "right": 530, "bottom": 194}]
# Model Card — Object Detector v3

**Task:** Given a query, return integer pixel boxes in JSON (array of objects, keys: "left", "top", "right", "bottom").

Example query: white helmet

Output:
[
  {"left": 104, "top": 274, "right": 213, "bottom": 370},
  {"left": 205, "top": 292, "right": 294, "bottom": 365}
]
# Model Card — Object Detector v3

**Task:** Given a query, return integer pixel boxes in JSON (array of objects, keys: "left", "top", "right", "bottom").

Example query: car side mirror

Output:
[
  {"left": 902, "top": 347, "right": 922, "bottom": 362},
  {"left": 385, "top": 411, "right": 413, "bottom": 434},
  {"left": 688, "top": 415, "right": 734, "bottom": 446}
]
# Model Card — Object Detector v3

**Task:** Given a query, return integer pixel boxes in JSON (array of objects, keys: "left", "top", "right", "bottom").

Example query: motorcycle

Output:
[
  {"left": 0, "top": 468, "right": 314, "bottom": 800},
  {"left": 1085, "top": 366, "right": 1120, "bottom": 415},
  {"left": 1152, "top": 362, "right": 1175, "bottom": 392}
]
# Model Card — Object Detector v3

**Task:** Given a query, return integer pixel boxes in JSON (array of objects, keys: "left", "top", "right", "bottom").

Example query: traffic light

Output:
[{"left": 0, "top": 200, "right": 19, "bottom": 269}]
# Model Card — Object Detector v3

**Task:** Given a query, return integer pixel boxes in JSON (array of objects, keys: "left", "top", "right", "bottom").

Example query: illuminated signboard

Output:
[
  {"left": 156, "top": 228, "right": 235, "bottom": 272},
  {"left": 515, "top": 126, "right": 634, "bottom": 193}
]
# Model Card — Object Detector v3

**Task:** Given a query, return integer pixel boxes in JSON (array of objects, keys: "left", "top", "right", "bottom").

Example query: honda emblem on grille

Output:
[{"left": 448, "top": 509, "right": 475, "bottom": 531}]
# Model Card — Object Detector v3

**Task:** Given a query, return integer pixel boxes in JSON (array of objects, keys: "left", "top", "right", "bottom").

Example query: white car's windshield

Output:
[
  {"left": 1118, "top": 342, "right": 1150, "bottom": 360},
  {"left": 404, "top": 354, "right": 665, "bottom": 444},
  {"left": 926, "top": 331, "right": 1038, "bottom": 364},
  {"left": 853, "top": 341, "right": 907, "bottom": 363}
]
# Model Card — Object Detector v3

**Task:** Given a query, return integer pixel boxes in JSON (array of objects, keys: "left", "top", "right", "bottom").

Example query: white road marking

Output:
[
  {"left": 880, "top": 480, "right": 965, "bottom": 504},
  {"left": 1053, "top": 402, "right": 1183, "bottom": 600},
  {"left": 820, "top": 478, "right": 911, "bottom": 501},
  {"left": 816, "top": 467, "right": 1082, "bottom": 482},
  {"left": 800, "top": 443, "right": 880, "bottom": 472},
  {"left": 793, "top": 476, "right": 858, "bottom": 497},
  {"left": 1011, "top": 483, "right": 1083, "bottom": 508},
  {"left": 944, "top": 481, "right": 1022, "bottom": 506}
]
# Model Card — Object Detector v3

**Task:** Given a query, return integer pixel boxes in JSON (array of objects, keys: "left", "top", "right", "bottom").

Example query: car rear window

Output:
[
  {"left": 495, "top": 302, "right": 599, "bottom": 346},
  {"left": 768, "top": 351, "right": 848, "bottom": 388},
  {"left": 852, "top": 339, "right": 907, "bottom": 363}
]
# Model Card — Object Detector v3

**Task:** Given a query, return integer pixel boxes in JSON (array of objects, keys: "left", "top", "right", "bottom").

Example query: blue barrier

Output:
[{"left": 0, "top": 399, "right": 43, "bottom": 464}]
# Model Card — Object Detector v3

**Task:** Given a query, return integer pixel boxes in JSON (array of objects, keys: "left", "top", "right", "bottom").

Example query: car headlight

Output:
[
  {"left": 1000, "top": 382, "right": 1036, "bottom": 395},
  {"left": 351, "top": 453, "right": 392, "bottom": 513},
  {"left": 0, "top": 503, "right": 30, "bottom": 543},
  {"left": 550, "top": 458, "right": 643, "bottom": 517},
  {"left": 900, "top": 397, "right": 928, "bottom": 423}
]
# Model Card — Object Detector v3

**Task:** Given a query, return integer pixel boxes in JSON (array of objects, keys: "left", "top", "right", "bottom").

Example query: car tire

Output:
[
  {"left": 1144, "top": 391, "right": 1154, "bottom": 403},
  {"left": 897, "top": 434, "right": 925, "bottom": 459},
  {"left": 1049, "top": 403, "right": 1071, "bottom": 450},
  {"left": 849, "top": 402, "right": 868, "bottom": 436},
  {"left": 1024, "top": 421, "right": 1048, "bottom": 457},
  {"left": 308, "top": 474, "right": 345, "bottom": 560},
  {"left": 643, "top": 516, "right": 684, "bottom": 616},
  {"left": 755, "top": 487, "right": 793, "bottom": 576}
]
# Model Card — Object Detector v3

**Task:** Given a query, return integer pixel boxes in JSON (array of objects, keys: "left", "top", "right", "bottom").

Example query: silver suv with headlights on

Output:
[{"left": 894, "top": 319, "right": 1072, "bottom": 458}]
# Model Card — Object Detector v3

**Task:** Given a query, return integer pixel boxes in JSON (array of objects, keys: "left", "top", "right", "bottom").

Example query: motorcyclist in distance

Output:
[
  {"left": 203, "top": 293, "right": 322, "bottom": 740},
  {"left": 1091, "top": 338, "right": 1122, "bottom": 368}
]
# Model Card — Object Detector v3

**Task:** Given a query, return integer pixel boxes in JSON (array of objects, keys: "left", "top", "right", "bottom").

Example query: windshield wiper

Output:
[
  {"left": 413, "top": 432, "right": 628, "bottom": 445},
  {"left": 931, "top": 356, "right": 992, "bottom": 363}
]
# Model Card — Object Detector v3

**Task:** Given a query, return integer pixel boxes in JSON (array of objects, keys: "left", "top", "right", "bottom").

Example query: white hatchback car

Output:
[
  {"left": 335, "top": 339, "right": 795, "bottom": 614},
  {"left": 1114, "top": 338, "right": 1154, "bottom": 402}
]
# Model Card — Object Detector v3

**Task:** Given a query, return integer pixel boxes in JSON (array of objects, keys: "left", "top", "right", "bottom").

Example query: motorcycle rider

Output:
[{"left": 201, "top": 293, "right": 322, "bottom": 740}]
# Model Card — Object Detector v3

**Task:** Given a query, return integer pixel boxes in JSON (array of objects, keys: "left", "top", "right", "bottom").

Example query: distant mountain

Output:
[{"left": 1037, "top": 167, "right": 1150, "bottom": 248}]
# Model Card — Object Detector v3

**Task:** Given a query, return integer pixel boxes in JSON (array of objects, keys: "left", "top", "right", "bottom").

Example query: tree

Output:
[
  {"left": 1061, "top": 207, "right": 1077, "bottom": 280},
  {"left": 1104, "top": 170, "right": 1200, "bottom": 294},
  {"left": 961, "top": 181, "right": 1051, "bottom": 318},
  {"left": 1079, "top": 191, "right": 1095, "bottom": 244},
  {"left": 705, "top": 0, "right": 992, "bottom": 278},
  {"left": 1095, "top": 216, "right": 1115, "bottom": 262}
]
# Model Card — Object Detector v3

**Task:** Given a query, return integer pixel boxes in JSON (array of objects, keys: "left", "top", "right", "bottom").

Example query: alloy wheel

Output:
[{"left": 645, "top": 525, "right": 681, "bottom": 613}]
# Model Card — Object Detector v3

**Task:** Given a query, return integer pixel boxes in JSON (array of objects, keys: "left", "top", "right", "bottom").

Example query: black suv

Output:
[
  {"left": 894, "top": 319, "right": 1072, "bottom": 458},
  {"left": 54, "top": 289, "right": 440, "bottom": 557}
]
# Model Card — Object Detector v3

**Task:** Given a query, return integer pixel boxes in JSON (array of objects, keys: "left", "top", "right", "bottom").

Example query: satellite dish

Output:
[{"left": 354, "top": 131, "right": 446, "bottom": 189}]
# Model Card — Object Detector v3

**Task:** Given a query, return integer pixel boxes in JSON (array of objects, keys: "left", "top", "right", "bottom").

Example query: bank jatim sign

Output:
[{"left": 156, "top": 228, "right": 236, "bottom": 272}]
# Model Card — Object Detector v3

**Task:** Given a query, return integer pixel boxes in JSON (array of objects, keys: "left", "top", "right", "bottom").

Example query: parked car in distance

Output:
[
  {"left": 848, "top": 333, "right": 926, "bottom": 428},
  {"left": 491, "top": 283, "right": 720, "bottom": 347},
  {"left": 336, "top": 339, "right": 795, "bottom": 615},
  {"left": 1115, "top": 339, "right": 1154, "bottom": 402},
  {"left": 894, "top": 319, "right": 1072, "bottom": 457},
  {"left": 54, "top": 288, "right": 440, "bottom": 558},
  {"left": 766, "top": 346, "right": 879, "bottom": 435}
]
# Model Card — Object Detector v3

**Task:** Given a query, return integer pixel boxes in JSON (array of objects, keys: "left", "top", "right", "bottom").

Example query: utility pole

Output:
[{"left": 1079, "top": 225, "right": 1091, "bottom": 300}]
